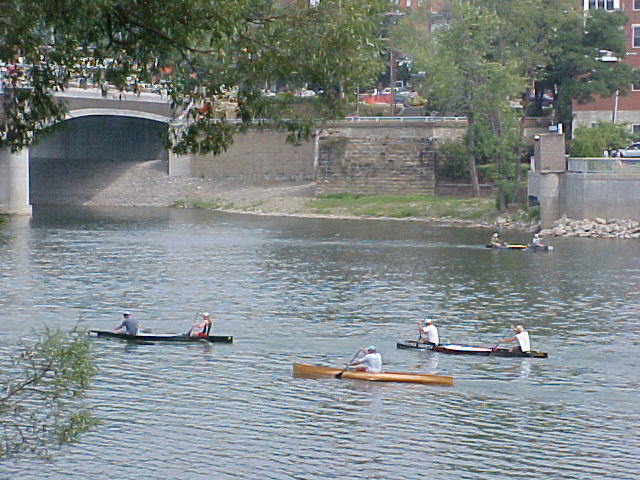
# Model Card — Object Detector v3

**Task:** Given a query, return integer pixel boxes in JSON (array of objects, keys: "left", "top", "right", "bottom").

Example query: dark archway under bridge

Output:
[{"left": 29, "top": 115, "right": 167, "bottom": 205}]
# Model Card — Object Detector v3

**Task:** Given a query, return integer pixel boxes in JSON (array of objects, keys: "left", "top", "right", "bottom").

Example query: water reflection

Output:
[
  {"left": 1, "top": 206, "right": 639, "bottom": 480},
  {"left": 517, "top": 358, "right": 532, "bottom": 379}
]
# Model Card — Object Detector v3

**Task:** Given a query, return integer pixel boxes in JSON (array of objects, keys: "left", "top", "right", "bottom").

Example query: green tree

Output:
[
  {"left": 569, "top": 121, "right": 633, "bottom": 157},
  {"left": 398, "top": 1, "right": 524, "bottom": 202},
  {"left": 0, "top": 329, "right": 97, "bottom": 460},
  {"left": 0, "top": 0, "right": 387, "bottom": 153},
  {"left": 534, "top": 8, "right": 635, "bottom": 132},
  {"left": 477, "top": 0, "right": 577, "bottom": 115}
]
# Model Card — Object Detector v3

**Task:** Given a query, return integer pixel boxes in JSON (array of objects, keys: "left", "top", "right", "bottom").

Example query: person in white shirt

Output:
[
  {"left": 349, "top": 346, "right": 382, "bottom": 373},
  {"left": 499, "top": 325, "right": 531, "bottom": 353},
  {"left": 531, "top": 233, "right": 542, "bottom": 246},
  {"left": 417, "top": 319, "right": 439, "bottom": 346}
]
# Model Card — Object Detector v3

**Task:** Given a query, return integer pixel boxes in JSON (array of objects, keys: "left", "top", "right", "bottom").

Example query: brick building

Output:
[{"left": 573, "top": 0, "right": 640, "bottom": 133}]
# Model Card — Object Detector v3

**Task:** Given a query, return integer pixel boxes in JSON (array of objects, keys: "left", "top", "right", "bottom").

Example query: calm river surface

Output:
[{"left": 1, "top": 206, "right": 639, "bottom": 480}]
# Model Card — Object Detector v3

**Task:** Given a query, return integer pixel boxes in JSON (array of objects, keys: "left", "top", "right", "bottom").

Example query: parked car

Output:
[{"left": 618, "top": 142, "right": 640, "bottom": 158}]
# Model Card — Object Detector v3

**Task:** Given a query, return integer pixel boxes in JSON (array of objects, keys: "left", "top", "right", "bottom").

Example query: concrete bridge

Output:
[
  {"left": 0, "top": 85, "right": 479, "bottom": 215},
  {"left": 0, "top": 88, "right": 173, "bottom": 214}
]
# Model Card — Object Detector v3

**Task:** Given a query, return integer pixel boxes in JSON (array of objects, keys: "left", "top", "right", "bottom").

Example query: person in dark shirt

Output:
[{"left": 114, "top": 311, "right": 139, "bottom": 335}]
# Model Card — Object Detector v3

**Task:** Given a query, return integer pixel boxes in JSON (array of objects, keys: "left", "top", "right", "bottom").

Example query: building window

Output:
[
  {"left": 635, "top": 0, "right": 640, "bottom": 10},
  {"left": 634, "top": 26, "right": 640, "bottom": 48},
  {"left": 633, "top": 70, "right": 640, "bottom": 90},
  {"left": 584, "top": 0, "right": 619, "bottom": 9},
  {"left": 633, "top": 125, "right": 640, "bottom": 135}
]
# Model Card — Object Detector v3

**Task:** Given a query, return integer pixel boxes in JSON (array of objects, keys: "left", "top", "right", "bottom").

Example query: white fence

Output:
[{"left": 567, "top": 157, "right": 640, "bottom": 174}]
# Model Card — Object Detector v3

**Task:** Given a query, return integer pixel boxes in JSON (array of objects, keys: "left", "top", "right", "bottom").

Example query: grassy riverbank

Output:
[
  {"left": 305, "top": 193, "right": 497, "bottom": 220},
  {"left": 174, "top": 191, "right": 539, "bottom": 229}
]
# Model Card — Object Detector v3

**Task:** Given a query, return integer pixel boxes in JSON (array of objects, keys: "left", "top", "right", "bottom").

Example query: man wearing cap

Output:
[
  {"left": 417, "top": 319, "right": 439, "bottom": 346},
  {"left": 188, "top": 312, "right": 212, "bottom": 337},
  {"left": 348, "top": 346, "right": 382, "bottom": 373},
  {"left": 114, "top": 311, "right": 139, "bottom": 335},
  {"left": 499, "top": 325, "right": 530, "bottom": 353}
]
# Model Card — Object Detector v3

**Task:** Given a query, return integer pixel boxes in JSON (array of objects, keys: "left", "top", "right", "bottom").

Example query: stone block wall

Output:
[{"left": 315, "top": 122, "right": 462, "bottom": 195}]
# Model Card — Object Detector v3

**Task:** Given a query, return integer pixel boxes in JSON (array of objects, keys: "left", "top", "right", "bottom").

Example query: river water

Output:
[{"left": 1, "top": 206, "right": 639, "bottom": 480}]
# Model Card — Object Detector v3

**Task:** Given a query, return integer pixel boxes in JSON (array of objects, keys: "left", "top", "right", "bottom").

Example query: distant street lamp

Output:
[{"left": 596, "top": 50, "right": 620, "bottom": 123}]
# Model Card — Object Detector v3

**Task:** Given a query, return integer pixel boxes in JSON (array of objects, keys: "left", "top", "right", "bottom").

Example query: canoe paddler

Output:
[
  {"left": 498, "top": 324, "right": 531, "bottom": 353},
  {"left": 490, "top": 232, "right": 506, "bottom": 248},
  {"left": 188, "top": 312, "right": 212, "bottom": 337},
  {"left": 417, "top": 318, "right": 439, "bottom": 346},
  {"left": 531, "top": 233, "right": 543, "bottom": 246},
  {"left": 114, "top": 311, "right": 139, "bottom": 335},
  {"left": 348, "top": 346, "right": 382, "bottom": 373}
]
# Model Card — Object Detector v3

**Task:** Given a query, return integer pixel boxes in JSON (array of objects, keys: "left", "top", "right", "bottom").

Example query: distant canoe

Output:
[
  {"left": 88, "top": 330, "right": 233, "bottom": 343},
  {"left": 292, "top": 363, "right": 453, "bottom": 386},
  {"left": 527, "top": 244, "right": 554, "bottom": 252},
  {"left": 486, "top": 244, "right": 528, "bottom": 250},
  {"left": 396, "top": 340, "right": 547, "bottom": 358}
]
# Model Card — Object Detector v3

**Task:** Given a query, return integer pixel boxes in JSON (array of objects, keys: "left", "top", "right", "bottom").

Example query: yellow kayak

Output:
[{"left": 292, "top": 363, "right": 453, "bottom": 386}]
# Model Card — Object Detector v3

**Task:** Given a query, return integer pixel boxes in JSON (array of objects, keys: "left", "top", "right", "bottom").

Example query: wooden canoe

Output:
[
  {"left": 396, "top": 340, "right": 547, "bottom": 358},
  {"left": 292, "top": 363, "right": 453, "bottom": 386},
  {"left": 88, "top": 330, "right": 233, "bottom": 343}
]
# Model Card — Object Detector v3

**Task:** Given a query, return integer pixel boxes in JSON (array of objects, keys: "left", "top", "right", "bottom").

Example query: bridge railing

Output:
[
  {"left": 344, "top": 116, "right": 466, "bottom": 123},
  {"left": 567, "top": 157, "right": 640, "bottom": 174}
]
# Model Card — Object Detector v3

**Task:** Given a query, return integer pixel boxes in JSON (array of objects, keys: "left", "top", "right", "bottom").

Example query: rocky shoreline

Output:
[{"left": 540, "top": 216, "right": 640, "bottom": 239}]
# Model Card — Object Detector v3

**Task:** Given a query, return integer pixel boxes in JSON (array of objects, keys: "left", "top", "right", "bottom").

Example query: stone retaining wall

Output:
[
  {"left": 316, "top": 135, "right": 435, "bottom": 195},
  {"left": 315, "top": 122, "right": 465, "bottom": 196}
]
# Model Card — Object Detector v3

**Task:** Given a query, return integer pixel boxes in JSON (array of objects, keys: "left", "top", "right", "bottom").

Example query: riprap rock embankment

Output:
[{"left": 541, "top": 217, "right": 640, "bottom": 239}]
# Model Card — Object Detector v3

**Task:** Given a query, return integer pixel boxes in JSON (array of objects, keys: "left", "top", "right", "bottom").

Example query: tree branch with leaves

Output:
[
  {"left": 0, "top": 328, "right": 98, "bottom": 460},
  {"left": 0, "top": 0, "right": 388, "bottom": 154}
]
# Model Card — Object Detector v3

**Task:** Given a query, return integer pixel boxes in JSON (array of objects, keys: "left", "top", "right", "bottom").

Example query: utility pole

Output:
[{"left": 390, "top": 48, "right": 396, "bottom": 117}]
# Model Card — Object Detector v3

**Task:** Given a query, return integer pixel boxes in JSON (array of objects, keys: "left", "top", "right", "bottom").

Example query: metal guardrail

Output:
[
  {"left": 344, "top": 116, "right": 466, "bottom": 123},
  {"left": 567, "top": 157, "right": 640, "bottom": 174}
]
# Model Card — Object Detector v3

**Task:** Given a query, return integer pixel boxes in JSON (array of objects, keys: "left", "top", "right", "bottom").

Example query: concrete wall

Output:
[
  {"left": 316, "top": 121, "right": 464, "bottom": 195},
  {"left": 559, "top": 173, "right": 640, "bottom": 220},
  {"left": 529, "top": 171, "right": 640, "bottom": 223},
  {"left": 188, "top": 130, "right": 315, "bottom": 183},
  {"left": 0, "top": 148, "right": 31, "bottom": 215}
]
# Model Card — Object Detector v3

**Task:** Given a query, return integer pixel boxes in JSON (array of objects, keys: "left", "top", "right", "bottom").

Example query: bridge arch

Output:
[
  {"left": 66, "top": 108, "right": 172, "bottom": 124},
  {"left": 29, "top": 112, "right": 169, "bottom": 206}
]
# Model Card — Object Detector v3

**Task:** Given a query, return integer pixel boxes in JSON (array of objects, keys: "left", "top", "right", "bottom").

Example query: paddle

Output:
[
  {"left": 186, "top": 311, "right": 199, "bottom": 337},
  {"left": 491, "top": 329, "right": 511, "bottom": 353},
  {"left": 335, "top": 349, "right": 361, "bottom": 378}
]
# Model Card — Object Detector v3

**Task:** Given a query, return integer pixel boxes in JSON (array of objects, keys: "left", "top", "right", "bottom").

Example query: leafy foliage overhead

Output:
[{"left": 0, "top": 0, "right": 388, "bottom": 153}]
